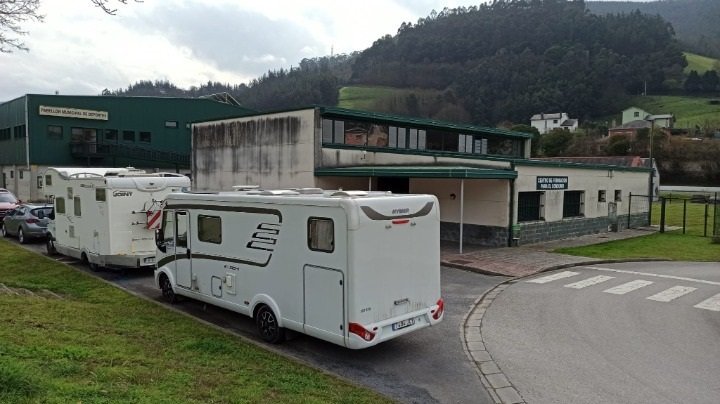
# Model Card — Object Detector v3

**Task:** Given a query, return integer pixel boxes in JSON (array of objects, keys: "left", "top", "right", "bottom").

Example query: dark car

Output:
[
  {"left": 0, "top": 188, "right": 20, "bottom": 219},
  {"left": 1, "top": 204, "right": 53, "bottom": 244}
]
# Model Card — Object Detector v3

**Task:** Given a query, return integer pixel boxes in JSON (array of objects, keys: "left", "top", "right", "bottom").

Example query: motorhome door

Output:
[{"left": 174, "top": 211, "right": 192, "bottom": 289}]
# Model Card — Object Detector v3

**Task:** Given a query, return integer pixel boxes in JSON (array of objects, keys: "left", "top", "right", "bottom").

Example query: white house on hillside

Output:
[
  {"left": 621, "top": 107, "right": 674, "bottom": 128},
  {"left": 530, "top": 112, "right": 578, "bottom": 134}
]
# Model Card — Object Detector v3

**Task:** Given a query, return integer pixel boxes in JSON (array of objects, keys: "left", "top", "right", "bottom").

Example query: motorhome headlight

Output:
[{"left": 143, "top": 257, "right": 155, "bottom": 264}]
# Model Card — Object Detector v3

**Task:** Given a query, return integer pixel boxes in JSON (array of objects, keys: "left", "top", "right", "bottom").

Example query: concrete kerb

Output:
[
  {"left": 12, "top": 242, "right": 392, "bottom": 403},
  {"left": 460, "top": 257, "right": 672, "bottom": 404}
]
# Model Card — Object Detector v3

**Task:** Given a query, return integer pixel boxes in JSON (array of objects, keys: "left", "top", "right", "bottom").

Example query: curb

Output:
[{"left": 459, "top": 258, "right": 671, "bottom": 404}]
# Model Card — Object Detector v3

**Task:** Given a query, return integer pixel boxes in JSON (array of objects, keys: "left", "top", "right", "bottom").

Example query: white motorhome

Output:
[
  {"left": 154, "top": 189, "right": 444, "bottom": 349},
  {"left": 43, "top": 167, "right": 190, "bottom": 270}
]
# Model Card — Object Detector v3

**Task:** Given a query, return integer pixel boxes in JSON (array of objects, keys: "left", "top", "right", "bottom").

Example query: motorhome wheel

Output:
[
  {"left": 256, "top": 305, "right": 285, "bottom": 344},
  {"left": 81, "top": 253, "right": 100, "bottom": 272},
  {"left": 159, "top": 274, "right": 177, "bottom": 303}
]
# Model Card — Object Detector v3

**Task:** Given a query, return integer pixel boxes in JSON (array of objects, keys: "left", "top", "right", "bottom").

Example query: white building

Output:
[
  {"left": 621, "top": 107, "right": 674, "bottom": 128},
  {"left": 192, "top": 107, "right": 650, "bottom": 247},
  {"left": 530, "top": 112, "right": 578, "bottom": 134}
]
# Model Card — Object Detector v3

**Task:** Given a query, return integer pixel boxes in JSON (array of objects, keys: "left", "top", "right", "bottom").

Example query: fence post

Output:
[
  {"left": 683, "top": 199, "right": 687, "bottom": 235},
  {"left": 660, "top": 197, "right": 666, "bottom": 233},
  {"left": 628, "top": 192, "right": 632, "bottom": 229},
  {"left": 704, "top": 203, "right": 709, "bottom": 237}
]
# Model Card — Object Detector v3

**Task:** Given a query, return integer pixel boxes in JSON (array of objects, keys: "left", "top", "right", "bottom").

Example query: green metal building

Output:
[{"left": 0, "top": 94, "right": 253, "bottom": 200}]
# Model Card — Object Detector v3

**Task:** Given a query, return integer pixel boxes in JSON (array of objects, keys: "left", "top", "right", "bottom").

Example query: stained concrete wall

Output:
[
  {"left": 193, "top": 109, "right": 317, "bottom": 191},
  {"left": 320, "top": 148, "right": 512, "bottom": 170}
]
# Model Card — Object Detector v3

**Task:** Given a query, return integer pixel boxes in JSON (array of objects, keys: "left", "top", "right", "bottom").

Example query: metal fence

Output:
[
  {"left": 656, "top": 193, "right": 719, "bottom": 237},
  {"left": 626, "top": 193, "right": 651, "bottom": 229}
]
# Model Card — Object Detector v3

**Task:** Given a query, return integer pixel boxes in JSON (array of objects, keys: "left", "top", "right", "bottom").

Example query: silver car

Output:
[{"left": 1, "top": 204, "right": 53, "bottom": 244}]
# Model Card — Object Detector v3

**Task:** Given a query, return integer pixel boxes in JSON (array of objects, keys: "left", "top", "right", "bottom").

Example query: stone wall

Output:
[
  {"left": 517, "top": 213, "right": 649, "bottom": 245},
  {"left": 441, "top": 222, "right": 509, "bottom": 247}
]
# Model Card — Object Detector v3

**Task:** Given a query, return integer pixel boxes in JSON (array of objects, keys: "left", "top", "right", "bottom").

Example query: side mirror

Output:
[{"left": 155, "top": 229, "right": 166, "bottom": 253}]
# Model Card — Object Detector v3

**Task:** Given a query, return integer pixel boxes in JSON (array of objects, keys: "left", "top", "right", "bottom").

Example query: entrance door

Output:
[{"left": 174, "top": 211, "right": 192, "bottom": 289}]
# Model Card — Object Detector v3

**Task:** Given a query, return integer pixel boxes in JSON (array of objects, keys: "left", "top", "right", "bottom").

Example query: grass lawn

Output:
[
  {"left": 557, "top": 201, "right": 720, "bottom": 261},
  {"left": 0, "top": 240, "right": 389, "bottom": 404},
  {"left": 338, "top": 86, "right": 403, "bottom": 111},
  {"left": 683, "top": 52, "right": 719, "bottom": 74},
  {"left": 629, "top": 95, "right": 720, "bottom": 129}
]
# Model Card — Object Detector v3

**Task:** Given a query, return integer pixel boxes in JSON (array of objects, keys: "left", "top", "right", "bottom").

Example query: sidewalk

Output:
[{"left": 441, "top": 228, "right": 656, "bottom": 277}]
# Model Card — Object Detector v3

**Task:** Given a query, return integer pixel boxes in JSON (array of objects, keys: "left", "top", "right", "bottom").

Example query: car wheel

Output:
[
  {"left": 255, "top": 305, "right": 285, "bottom": 344},
  {"left": 17, "top": 228, "right": 26, "bottom": 244},
  {"left": 81, "top": 253, "right": 100, "bottom": 272},
  {"left": 1, "top": 224, "right": 8, "bottom": 238},
  {"left": 46, "top": 237, "right": 57, "bottom": 256},
  {"left": 159, "top": 274, "right": 177, "bottom": 303}
]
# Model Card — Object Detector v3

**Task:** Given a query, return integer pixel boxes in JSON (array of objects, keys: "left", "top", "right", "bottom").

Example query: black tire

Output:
[
  {"left": 81, "top": 253, "right": 100, "bottom": 272},
  {"left": 159, "top": 274, "right": 176, "bottom": 303},
  {"left": 46, "top": 237, "right": 57, "bottom": 256},
  {"left": 255, "top": 305, "right": 285, "bottom": 344},
  {"left": 17, "top": 228, "right": 26, "bottom": 244},
  {"left": 1, "top": 224, "right": 8, "bottom": 238}
]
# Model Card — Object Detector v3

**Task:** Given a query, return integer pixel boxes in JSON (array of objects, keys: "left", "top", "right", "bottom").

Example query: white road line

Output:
[
  {"left": 647, "top": 286, "right": 698, "bottom": 302},
  {"left": 526, "top": 271, "right": 579, "bottom": 284},
  {"left": 586, "top": 266, "right": 720, "bottom": 286},
  {"left": 694, "top": 293, "right": 720, "bottom": 312},
  {"left": 603, "top": 280, "right": 654, "bottom": 295},
  {"left": 564, "top": 275, "right": 615, "bottom": 289}
]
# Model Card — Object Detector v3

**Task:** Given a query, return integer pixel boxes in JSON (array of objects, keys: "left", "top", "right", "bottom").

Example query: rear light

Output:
[
  {"left": 25, "top": 218, "right": 40, "bottom": 224},
  {"left": 391, "top": 219, "right": 410, "bottom": 225},
  {"left": 431, "top": 298, "right": 444, "bottom": 320},
  {"left": 348, "top": 322, "right": 376, "bottom": 341}
]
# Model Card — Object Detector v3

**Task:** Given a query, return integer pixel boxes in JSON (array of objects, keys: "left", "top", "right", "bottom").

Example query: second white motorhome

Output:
[
  {"left": 154, "top": 189, "right": 444, "bottom": 349},
  {"left": 43, "top": 167, "right": 190, "bottom": 270}
]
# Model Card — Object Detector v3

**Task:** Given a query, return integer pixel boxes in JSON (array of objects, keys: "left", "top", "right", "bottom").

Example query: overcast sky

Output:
[{"left": 0, "top": 0, "right": 650, "bottom": 102}]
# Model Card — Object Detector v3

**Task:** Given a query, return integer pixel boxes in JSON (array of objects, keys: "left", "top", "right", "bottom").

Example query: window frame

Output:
[
  {"left": 73, "top": 196, "right": 82, "bottom": 217},
  {"left": 197, "top": 214, "right": 222, "bottom": 244},
  {"left": 47, "top": 125, "right": 63, "bottom": 139},
  {"left": 55, "top": 197, "right": 65, "bottom": 215},
  {"left": 139, "top": 131, "right": 152, "bottom": 143},
  {"left": 517, "top": 191, "right": 545, "bottom": 222},
  {"left": 307, "top": 217, "right": 335, "bottom": 253},
  {"left": 614, "top": 190, "right": 622, "bottom": 202},
  {"left": 563, "top": 191, "right": 585, "bottom": 218},
  {"left": 598, "top": 190, "right": 606, "bottom": 203},
  {"left": 123, "top": 130, "right": 135, "bottom": 142}
]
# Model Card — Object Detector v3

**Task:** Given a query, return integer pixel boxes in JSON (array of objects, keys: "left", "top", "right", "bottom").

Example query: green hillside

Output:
[
  {"left": 337, "top": 86, "right": 406, "bottom": 110},
  {"left": 684, "top": 52, "right": 719, "bottom": 74},
  {"left": 630, "top": 95, "right": 720, "bottom": 129}
]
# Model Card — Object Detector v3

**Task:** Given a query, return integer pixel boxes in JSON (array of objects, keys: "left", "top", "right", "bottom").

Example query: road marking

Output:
[
  {"left": 586, "top": 266, "right": 720, "bottom": 286},
  {"left": 647, "top": 286, "right": 698, "bottom": 302},
  {"left": 526, "top": 271, "right": 579, "bottom": 284},
  {"left": 564, "top": 275, "right": 614, "bottom": 289},
  {"left": 603, "top": 280, "right": 654, "bottom": 295},
  {"left": 694, "top": 293, "right": 720, "bottom": 312}
]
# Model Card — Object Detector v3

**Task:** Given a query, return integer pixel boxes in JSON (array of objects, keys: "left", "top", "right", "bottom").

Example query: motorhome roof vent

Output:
[
  {"left": 330, "top": 190, "right": 369, "bottom": 198},
  {"left": 259, "top": 190, "right": 300, "bottom": 196},
  {"left": 232, "top": 185, "right": 260, "bottom": 191}
]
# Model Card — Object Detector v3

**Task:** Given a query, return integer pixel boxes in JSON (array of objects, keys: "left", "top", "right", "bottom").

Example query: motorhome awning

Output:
[{"left": 314, "top": 166, "right": 517, "bottom": 179}]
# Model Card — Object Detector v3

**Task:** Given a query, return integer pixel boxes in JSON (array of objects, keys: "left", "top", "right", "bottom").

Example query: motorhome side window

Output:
[
  {"left": 162, "top": 211, "right": 175, "bottom": 243},
  {"left": 198, "top": 215, "right": 222, "bottom": 244},
  {"left": 55, "top": 197, "right": 65, "bottom": 215},
  {"left": 73, "top": 196, "right": 82, "bottom": 217},
  {"left": 175, "top": 212, "right": 188, "bottom": 248},
  {"left": 95, "top": 188, "right": 106, "bottom": 202},
  {"left": 308, "top": 217, "right": 334, "bottom": 253}
]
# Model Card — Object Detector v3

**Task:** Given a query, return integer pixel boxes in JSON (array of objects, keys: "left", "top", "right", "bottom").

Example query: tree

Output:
[
  {"left": 0, "top": 0, "right": 138, "bottom": 52},
  {"left": 540, "top": 129, "right": 574, "bottom": 157}
]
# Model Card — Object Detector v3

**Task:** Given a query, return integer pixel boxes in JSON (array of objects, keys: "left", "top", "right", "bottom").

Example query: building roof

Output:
[
  {"left": 610, "top": 120, "right": 652, "bottom": 130},
  {"left": 538, "top": 156, "right": 649, "bottom": 168},
  {"left": 530, "top": 112, "right": 565, "bottom": 120},
  {"left": 560, "top": 119, "right": 577, "bottom": 127},
  {"left": 647, "top": 114, "right": 673, "bottom": 120},
  {"left": 315, "top": 165, "right": 518, "bottom": 179}
]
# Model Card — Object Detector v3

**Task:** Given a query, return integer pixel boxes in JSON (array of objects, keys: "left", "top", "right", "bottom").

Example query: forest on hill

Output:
[
  {"left": 587, "top": 0, "right": 720, "bottom": 60},
  {"left": 108, "top": 0, "right": 690, "bottom": 126}
]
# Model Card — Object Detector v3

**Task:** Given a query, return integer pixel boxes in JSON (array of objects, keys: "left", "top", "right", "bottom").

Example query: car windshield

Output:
[
  {"left": 31, "top": 207, "right": 53, "bottom": 219},
  {"left": 0, "top": 194, "right": 18, "bottom": 203}
]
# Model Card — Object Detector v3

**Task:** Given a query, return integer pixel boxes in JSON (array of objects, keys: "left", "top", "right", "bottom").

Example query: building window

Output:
[
  {"left": 308, "top": 217, "right": 334, "bottom": 253},
  {"left": 37, "top": 176, "right": 43, "bottom": 189},
  {"left": 139, "top": 131, "right": 152, "bottom": 143},
  {"left": 198, "top": 215, "right": 222, "bottom": 244},
  {"left": 95, "top": 188, "right": 106, "bottom": 202},
  {"left": 634, "top": 111, "right": 640, "bottom": 118},
  {"left": 615, "top": 190, "right": 622, "bottom": 202},
  {"left": 333, "top": 120, "right": 344, "bottom": 144},
  {"left": 598, "top": 190, "right": 606, "bottom": 202},
  {"left": 563, "top": 191, "right": 585, "bottom": 218},
  {"left": 73, "top": 196, "right": 82, "bottom": 217},
  {"left": 45, "top": 175, "right": 52, "bottom": 186},
  {"left": 165, "top": 121, "right": 178, "bottom": 128},
  {"left": 322, "top": 119, "right": 333, "bottom": 143},
  {"left": 55, "top": 197, "right": 65, "bottom": 215},
  {"left": 10, "top": 171, "right": 13, "bottom": 179},
  {"left": 13, "top": 125, "right": 26, "bottom": 139},
  {"left": 0, "top": 127, "right": 10, "bottom": 141},
  {"left": 105, "top": 129, "right": 118, "bottom": 141},
  {"left": 397, "top": 127, "right": 407, "bottom": 148},
  {"left": 518, "top": 192, "right": 544, "bottom": 222},
  {"left": 123, "top": 130, "right": 135, "bottom": 142},
  {"left": 47, "top": 125, "right": 63, "bottom": 139},
  {"left": 553, "top": 119, "right": 558, "bottom": 124}
]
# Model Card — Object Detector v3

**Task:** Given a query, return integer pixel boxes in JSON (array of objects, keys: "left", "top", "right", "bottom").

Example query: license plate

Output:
[{"left": 392, "top": 318, "right": 415, "bottom": 331}]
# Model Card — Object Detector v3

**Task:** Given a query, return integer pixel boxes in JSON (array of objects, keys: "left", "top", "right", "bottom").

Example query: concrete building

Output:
[
  {"left": 191, "top": 107, "right": 650, "bottom": 247},
  {"left": 0, "top": 94, "right": 253, "bottom": 201},
  {"left": 621, "top": 106, "right": 674, "bottom": 128},
  {"left": 530, "top": 112, "right": 578, "bottom": 134}
]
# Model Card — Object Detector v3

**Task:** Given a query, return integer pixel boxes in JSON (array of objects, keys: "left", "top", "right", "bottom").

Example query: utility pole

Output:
[{"left": 648, "top": 119, "right": 655, "bottom": 224}]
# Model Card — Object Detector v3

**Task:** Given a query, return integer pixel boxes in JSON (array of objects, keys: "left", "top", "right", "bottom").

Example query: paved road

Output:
[
  {"left": 17, "top": 239, "right": 504, "bottom": 403},
  {"left": 483, "top": 262, "right": 720, "bottom": 404}
]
